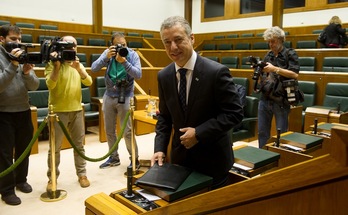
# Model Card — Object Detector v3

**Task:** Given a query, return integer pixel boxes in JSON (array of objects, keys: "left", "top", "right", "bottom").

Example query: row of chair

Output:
[
  {"left": 213, "top": 31, "right": 289, "bottom": 39},
  {"left": 205, "top": 55, "right": 348, "bottom": 72},
  {"left": 203, "top": 40, "right": 320, "bottom": 51}
]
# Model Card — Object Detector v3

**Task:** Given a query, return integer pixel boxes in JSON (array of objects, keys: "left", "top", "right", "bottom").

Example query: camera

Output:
[
  {"left": 40, "top": 37, "right": 76, "bottom": 63},
  {"left": 246, "top": 56, "right": 267, "bottom": 80},
  {"left": 4, "top": 42, "right": 42, "bottom": 64},
  {"left": 114, "top": 44, "right": 128, "bottom": 57},
  {"left": 116, "top": 79, "right": 129, "bottom": 104}
]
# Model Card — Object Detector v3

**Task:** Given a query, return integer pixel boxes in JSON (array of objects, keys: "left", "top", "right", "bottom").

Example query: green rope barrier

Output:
[
  {"left": 57, "top": 111, "right": 131, "bottom": 162},
  {"left": 0, "top": 119, "right": 47, "bottom": 178}
]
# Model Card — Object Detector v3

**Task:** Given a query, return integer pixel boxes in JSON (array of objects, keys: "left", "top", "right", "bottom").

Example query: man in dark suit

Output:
[{"left": 150, "top": 16, "right": 244, "bottom": 189}]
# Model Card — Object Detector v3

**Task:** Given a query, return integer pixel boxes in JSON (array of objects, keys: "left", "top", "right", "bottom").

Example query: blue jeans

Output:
[
  {"left": 102, "top": 95, "right": 138, "bottom": 160},
  {"left": 258, "top": 99, "right": 290, "bottom": 148}
]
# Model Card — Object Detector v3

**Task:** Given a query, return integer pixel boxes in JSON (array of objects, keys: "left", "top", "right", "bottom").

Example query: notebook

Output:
[{"left": 135, "top": 163, "right": 192, "bottom": 191}]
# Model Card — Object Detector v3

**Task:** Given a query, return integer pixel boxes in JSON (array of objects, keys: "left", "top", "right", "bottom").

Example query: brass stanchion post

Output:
[{"left": 40, "top": 105, "right": 67, "bottom": 202}]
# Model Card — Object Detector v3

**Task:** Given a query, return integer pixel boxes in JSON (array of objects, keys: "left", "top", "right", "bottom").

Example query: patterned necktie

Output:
[{"left": 178, "top": 68, "right": 187, "bottom": 112}]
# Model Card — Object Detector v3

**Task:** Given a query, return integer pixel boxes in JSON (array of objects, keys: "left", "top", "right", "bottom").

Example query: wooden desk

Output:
[{"left": 134, "top": 110, "right": 157, "bottom": 135}]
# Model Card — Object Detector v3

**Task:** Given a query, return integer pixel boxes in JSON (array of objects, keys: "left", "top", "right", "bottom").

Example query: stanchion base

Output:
[
  {"left": 124, "top": 169, "right": 145, "bottom": 177},
  {"left": 40, "top": 189, "right": 67, "bottom": 202}
]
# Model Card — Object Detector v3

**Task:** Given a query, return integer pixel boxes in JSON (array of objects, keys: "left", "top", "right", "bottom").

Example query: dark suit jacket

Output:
[{"left": 154, "top": 54, "right": 244, "bottom": 181}]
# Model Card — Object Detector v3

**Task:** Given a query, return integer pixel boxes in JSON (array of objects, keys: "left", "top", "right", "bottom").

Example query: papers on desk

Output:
[
  {"left": 233, "top": 162, "right": 252, "bottom": 171},
  {"left": 280, "top": 143, "right": 305, "bottom": 152},
  {"left": 137, "top": 189, "right": 161, "bottom": 201}
]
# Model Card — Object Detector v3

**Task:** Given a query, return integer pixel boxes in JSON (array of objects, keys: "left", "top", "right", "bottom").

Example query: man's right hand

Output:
[{"left": 150, "top": 152, "right": 166, "bottom": 166}]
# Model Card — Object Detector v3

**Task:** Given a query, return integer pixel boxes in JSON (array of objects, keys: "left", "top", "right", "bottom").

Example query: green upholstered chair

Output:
[
  {"left": 95, "top": 76, "right": 106, "bottom": 97},
  {"left": 322, "top": 57, "right": 348, "bottom": 72},
  {"left": 230, "top": 96, "right": 259, "bottom": 142},
  {"left": 233, "top": 77, "right": 249, "bottom": 94},
  {"left": 298, "top": 81, "right": 317, "bottom": 132},
  {"left": 128, "top": 41, "right": 143, "bottom": 48},
  {"left": 202, "top": 44, "right": 216, "bottom": 50},
  {"left": 226, "top": 34, "right": 238, "bottom": 38},
  {"left": 39, "top": 24, "right": 58, "bottom": 30},
  {"left": 283, "top": 41, "right": 292, "bottom": 48},
  {"left": 0, "top": 20, "right": 10, "bottom": 26},
  {"left": 221, "top": 56, "right": 239, "bottom": 69},
  {"left": 299, "top": 57, "right": 316, "bottom": 71},
  {"left": 322, "top": 82, "right": 348, "bottom": 112},
  {"left": 205, "top": 56, "right": 219, "bottom": 62},
  {"left": 102, "top": 30, "right": 109, "bottom": 34},
  {"left": 241, "top": 33, "right": 254, "bottom": 38},
  {"left": 15, "top": 22, "right": 35, "bottom": 28},
  {"left": 142, "top": 33, "right": 154, "bottom": 38},
  {"left": 312, "top": 29, "right": 323, "bottom": 34},
  {"left": 240, "top": 56, "right": 252, "bottom": 69},
  {"left": 256, "top": 33, "right": 264, "bottom": 37},
  {"left": 217, "top": 43, "right": 233, "bottom": 50},
  {"left": 90, "top": 54, "right": 101, "bottom": 66},
  {"left": 28, "top": 78, "right": 49, "bottom": 139},
  {"left": 213, "top": 35, "right": 225, "bottom": 39},
  {"left": 21, "top": 34, "right": 33, "bottom": 43},
  {"left": 127, "top": 32, "right": 140, "bottom": 37},
  {"left": 296, "top": 40, "right": 317, "bottom": 49},
  {"left": 38, "top": 35, "right": 56, "bottom": 43},
  {"left": 76, "top": 37, "right": 84, "bottom": 45},
  {"left": 81, "top": 85, "right": 99, "bottom": 126},
  {"left": 76, "top": 53, "right": 87, "bottom": 67},
  {"left": 88, "top": 38, "right": 106, "bottom": 46},
  {"left": 235, "top": 43, "right": 250, "bottom": 50},
  {"left": 252, "top": 42, "right": 268, "bottom": 50}
]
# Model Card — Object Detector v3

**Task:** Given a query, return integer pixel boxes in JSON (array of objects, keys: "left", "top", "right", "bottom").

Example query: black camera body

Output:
[
  {"left": 41, "top": 37, "right": 76, "bottom": 63},
  {"left": 247, "top": 56, "right": 267, "bottom": 80},
  {"left": 116, "top": 79, "right": 129, "bottom": 104},
  {"left": 4, "top": 42, "right": 42, "bottom": 64},
  {"left": 114, "top": 44, "right": 128, "bottom": 57}
]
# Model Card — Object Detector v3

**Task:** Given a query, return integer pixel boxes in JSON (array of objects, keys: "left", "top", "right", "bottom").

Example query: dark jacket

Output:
[{"left": 324, "top": 23, "right": 347, "bottom": 48}]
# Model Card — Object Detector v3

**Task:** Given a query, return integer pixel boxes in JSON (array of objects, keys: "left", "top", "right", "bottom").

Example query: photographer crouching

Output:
[
  {"left": 256, "top": 26, "right": 299, "bottom": 149},
  {"left": 91, "top": 32, "right": 142, "bottom": 169},
  {"left": 44, "top": 36, "right": 93, "bottom": 190}
]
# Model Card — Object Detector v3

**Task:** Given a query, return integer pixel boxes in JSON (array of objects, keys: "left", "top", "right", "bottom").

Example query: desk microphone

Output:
[
  {"left": 337, "top": 102, "right": 341, "bottom": 114},
  {"left": 124, "top": 166, "right": 134, "bottom": 198},
  {"left": 275, "top": 128, "right": 280, "bottom": 147},
  {"left": 313, "top": 118, "right": 318, "bottom": 135}
]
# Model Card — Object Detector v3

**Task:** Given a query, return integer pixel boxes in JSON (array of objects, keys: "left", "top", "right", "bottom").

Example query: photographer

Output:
[
  {"left": 257, "top": 26, "right": 299, "bottom": 149},
  {"left": 0, "top": 24, "right": 39, "bottom": 205},
  {"left": 91, "top": 32, "right": 142, "bottom": 169},
  {"left": 44, "top": 36, "right": 92, "bottom": 190}
]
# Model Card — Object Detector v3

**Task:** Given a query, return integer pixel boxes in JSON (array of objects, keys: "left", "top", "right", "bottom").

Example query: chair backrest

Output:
[
  {"left": 256, "top": 33, "right": 264, "bottom": 37},
  {"left": 76, "top": 53, "right": 87, "bottom": 66},
  {"left": 233, "top": 77, "right": 249, "bottom": 93},
  {"left": 235, "top": 43, "right": 250, "bottom": 50},
  {"left": 240, "top": 56, "right": 252, "bottom": 69},
  {"left": 102, "top": 30, "right": 109, "bottom": 34},
  {"left": 217, "top": 43, "right": 233, "bottom": 50},
  {"left": 38, "top": 35, "right": 56, "bottom": 43},
  {"left": 312, "top": 29, "right": 323, "bottom": 34},
  {"left": 213, "top": 35, "right": 225, "bottom": 39},
  {"left": 0, "top": 20, "right": 10, "bottom": 26},
  {"left": 142, "top": 33, "right": 154, "bottom": 38},
  {"left": 296, "top": 40, "right": 317, "bottom": 49},
  {"left": 21, "top": 34, "right": 33, "bottom": 43},
  {"left": 252, "top": 42, "right": 268, "bottom": 50},
  {"left": 127, "top": 32, "right": 140, "bottom": 37},
  {"left": 226, "top": 34, "right": 238, "bottom": 38},
  {"left": 283, "top": 41, "right": 292, "bottom": 48},
  {"left": 28, "top": 78, "right": 49, "bottom": 118},
  {"left": 81, "top": 85, "right": 99, "bottom": 122},
  {"left": 241, "top": 33, "right": 254, "bottom": 38},
  {"left": 322, "top": 57, "right": 348, "bottom": 72},
  {"left": 323, "top": 82, "right": 348, "bottom": 112},
  {"left": 205, "top": 56, "right": 219, "bottom": 62},
  {"left": 39, "top": 24, "right": 58, "bottom": 30},
  {"left": 15, "top": 22, "right": 35, "bottom": 28},
  {"left": 128, "top": 41, "right": 143, "bottom": 48},
  {"left": 88, "top": 38, "right": 106, "bottom": 46},
  {"left": 298, "top": 81, "right": 316, "bottom": 110},
  {"left": 95, "top": 76, "right": 106, "bottom": 97},
  {"left": 298, "top": 57, "right": 316, "bottom": 71},
  {"left": 202, "top": 44, "right": 216, "bottom": 50},
  {"left": 221, "top": 56, "right": 238, "bottom": 69},
  {"left": 76, "top": 37, "right": 84, "bottom": 45},
  {"left": 90, "top": 54, "right": 101, "bottom": 65}
]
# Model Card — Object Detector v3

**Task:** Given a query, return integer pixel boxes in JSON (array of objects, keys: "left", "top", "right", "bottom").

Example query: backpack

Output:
[{"left": 317, "top": 31, "right": 327, "bottom": 44}]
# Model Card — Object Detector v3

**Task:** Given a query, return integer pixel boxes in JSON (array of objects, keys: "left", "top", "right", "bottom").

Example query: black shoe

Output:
[
  {"left": 1, "top": 194, "right": 21, "bottom": 205},
  {"left": 16, "top": 182, "right": 33, "bottom": 193}
]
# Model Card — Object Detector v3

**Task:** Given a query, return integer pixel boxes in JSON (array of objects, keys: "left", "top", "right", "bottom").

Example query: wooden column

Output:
[
  {"left": 184, "top": 0, "right": 192, "bottom": 27},
  {"left": 272, "top": 0, "right": 283, "bottom": 28},
  {"left": 92, "top": 0, "right": 103, "bottom": 34}
]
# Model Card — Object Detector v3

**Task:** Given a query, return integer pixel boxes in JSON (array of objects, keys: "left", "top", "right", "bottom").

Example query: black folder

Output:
[{"left": 135, "top": 163, "right": 192, "bottom": 191}]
